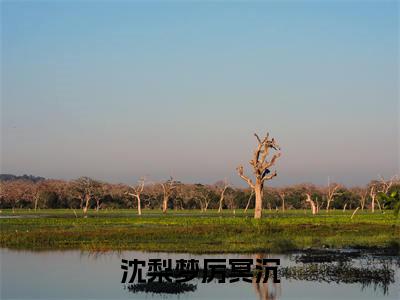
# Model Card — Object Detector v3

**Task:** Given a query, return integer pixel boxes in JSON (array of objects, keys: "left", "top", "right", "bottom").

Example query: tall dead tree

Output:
[
  {"left": 369, "top": 185, "right": 377, "bottom": 213},
  {"left": 325, "top": 179, "right": 340, "bottom": 212},
  {"left": 305, "top": 193, "right": 317, "bottom": 215},
  {"left": 127, "top": 177, "right": 145, "bottom": 216},
  {"left": 237, "top": 132, "right": 281, "bottom": 219},
  {"left": 217, "top": 179, "right": 229, "bottom": 213},
  {"left": 161, "top": 177, "right": 176, "bottom": 213}
]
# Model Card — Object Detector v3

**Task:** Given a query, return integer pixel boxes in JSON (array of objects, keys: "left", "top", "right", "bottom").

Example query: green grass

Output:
[{"left": 0, "top": 209, "right": 399, "bottom": 253}]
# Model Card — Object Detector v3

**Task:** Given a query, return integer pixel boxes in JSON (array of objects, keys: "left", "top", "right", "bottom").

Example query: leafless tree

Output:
[
  {"left": 379, "top": 175, "right": 397, "bottom": 194},
  {"left": 369, "top": 184, "right": 378, "bottom": 212},
  {"left": 305, "top": 193, "right": 317, "bottom": 215},
  {"left": 325, "top": 178, "right": 340, "bottom": 212},
  {"left": 216, "top": 179, "right": 229, "bottom": 213},
  {"left": 244, "top": 190, "right": 255, "bottom": 213},
  {"left": 194, "top": 184, "right": 214, "bottom": 212},
  {"left": 127, "top": 177, "right": 145, "bottom": 215},
  {"left": 161, "top": 176, "right": 176, "bottom": 213},
  {"left": 237, "top": 132, "right": 281, "bottom": 219},
  {"left": 70, "top": 177, "right": 101, "bottom": 217},
  {"left": 351, "top": 187, "right": 368, "bottom": 211}
]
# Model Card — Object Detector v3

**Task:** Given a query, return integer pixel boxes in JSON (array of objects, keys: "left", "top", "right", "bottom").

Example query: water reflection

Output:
[
  {"left": 1, "top": 249, "right": 399, "bottom": 299},
  {"left": 126, "top": 282, "right": 197, "bottom": 294},
  {"left": 119, "top": 251, "right": 397, "bottom": 298}
]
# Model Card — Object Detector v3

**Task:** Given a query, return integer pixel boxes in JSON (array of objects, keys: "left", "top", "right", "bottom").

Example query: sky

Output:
[{"left": 1, "top": 0, "right": 399, "bottom": 187}]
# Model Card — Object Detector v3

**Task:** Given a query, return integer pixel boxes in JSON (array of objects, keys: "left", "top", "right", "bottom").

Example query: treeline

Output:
[{"left": 0, "top": 175, "right": 399, "bottom": 212}]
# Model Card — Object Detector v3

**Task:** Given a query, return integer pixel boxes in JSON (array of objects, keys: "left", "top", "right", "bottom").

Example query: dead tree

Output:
[
  {"left": 379, "top": 175, "right": 397, "bottom": 194},
  {"left": 370, "top": 185, "right": 377, "bottom": 213},
  {"left": 194, "top": 184, "right": 213, "bottom": 212},
  {"left": 368, "top": 176, "right": 397, "bottom": 213},
  {"left": 217, "top": 179, "right": 229, "bottom": 213},
  {"left": 244, "top": 190, "right": 255, "bottom": 213},
  {"left": 127, "top": 178, "right": 145, "bottom": 216},
  {"left": 237, "top": 132, "right": 281, "bottom": 219},
  {"left": 325, "top": 179, "right": 340, "bottom": 212},
  {"left": 71, "top": 177, "right": 101, "bottom": 218},
  {"left": 161, "top": 177, "right": 176, "bottom": 213},
  {"left": 305, "top": 193, "right": 317, "bottom": 215},
  {"left": 353, "top": 187, "right": 368, "bottom": 211}
]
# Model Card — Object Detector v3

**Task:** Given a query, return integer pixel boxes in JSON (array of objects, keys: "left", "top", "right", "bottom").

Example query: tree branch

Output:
[{"left": 236, "top": 166, "right": 255, "bottom": 188}]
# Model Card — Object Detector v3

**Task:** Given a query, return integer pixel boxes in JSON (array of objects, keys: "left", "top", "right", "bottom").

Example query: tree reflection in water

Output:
[
  {"left": 125, "top": 282, "right": 197, "bottom": 294},
  {"left": 118, "top": 251, "right": 397, "bottom": 298}
]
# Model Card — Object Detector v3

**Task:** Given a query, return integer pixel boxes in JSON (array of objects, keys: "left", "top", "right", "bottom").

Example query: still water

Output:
[{"left": 1, "top": 249, "right": 399, "bottom": 299}]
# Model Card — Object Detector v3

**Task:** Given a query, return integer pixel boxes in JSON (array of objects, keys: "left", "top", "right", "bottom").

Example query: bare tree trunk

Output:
[
  {"left": 351, "top": 207, "right": 360, "bottom": 219},
  {"left": 370, "top": 187, "right": 375, "bottom": 213},
  {"left": 127, "top": 177, "right": 145, "bottom": 216},
  {"left": 306, "top": 194, "right": 316, "bottom": 215},
  {"left": 254, "top": 182, "right": 263, "bottom": 219},
  {"left": 136, "top": 195, "right": 142, "bottom": 216},
  {"left": 161, "top": 177, "right": 175, "bottom": 214},
  {"left": 343, "top": 203, "right": 347, "bottom": 212},
  {"left": 244, "top": 190, "right": 254, "bottom": 213},
  {"left": 96, "top": 199, "right": 100, "bottom": 212},
  {"left": 83, "top": 194, "right": 90, "bottom": 218},
  {"left": 162, "top": 195, "right": 168, "bottom": 213},
  {"left": 218, "top": 182, "right": 229, "bottom": 213}
]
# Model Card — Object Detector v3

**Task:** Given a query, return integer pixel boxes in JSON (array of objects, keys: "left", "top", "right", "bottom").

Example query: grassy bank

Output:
[{"left": 0, "top": 209, "right": 399, "bottom": 253}]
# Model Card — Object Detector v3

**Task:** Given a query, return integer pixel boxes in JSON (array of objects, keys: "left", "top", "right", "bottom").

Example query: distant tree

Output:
[
  {"left": 324, "top": 179, "right": 340, "bottom": 212},
  {"left": 351, "top": 186, "right": 368, "bottom": 211},
  {"left": 305, "top": 193, "right": 317, "bottom": 215},
  {"left": 127, "top": 177, "right": 145, "bottom": 215},
  {"left": 70, "top": 177, "right": 102, "bottom": 217},
  {"left": 380, "top": 191, "right": 400, "bottom": 217},
  {"left": 194, "top": 184, "right": 214, "bottom": 212},
  {"left": 215, "top": 179, "right": 229, "bottom": 213},
  {"left": 161, "top": 177, "right": 177, "bottom": 213}
]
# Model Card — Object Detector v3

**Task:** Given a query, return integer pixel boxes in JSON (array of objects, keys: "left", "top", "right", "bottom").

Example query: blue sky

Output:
[{"left": 1, "top": 1, "right": 398, "bottom": 186}]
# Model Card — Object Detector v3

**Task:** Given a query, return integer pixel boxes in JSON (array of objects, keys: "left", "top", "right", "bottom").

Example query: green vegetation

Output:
[
  {"left": 1, "top": 209, "right": 399, "bottom": 253},
  {"left": 380, "top": 191, "right": 400, "bottom": 217}
]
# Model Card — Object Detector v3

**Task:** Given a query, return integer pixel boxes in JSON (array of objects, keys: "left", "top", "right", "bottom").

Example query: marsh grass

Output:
[{"left": 0, "top": 209, "right": 399, "bottom": 253}]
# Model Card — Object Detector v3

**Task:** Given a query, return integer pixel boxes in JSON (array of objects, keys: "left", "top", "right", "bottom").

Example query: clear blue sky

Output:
[{"left": 1, "top": 1, "right": 398, "bottom": 186}]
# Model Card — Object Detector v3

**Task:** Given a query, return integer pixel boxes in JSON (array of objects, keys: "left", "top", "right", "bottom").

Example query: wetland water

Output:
[{"left": 1, "top": 249, "right": 399, "bottom": 299}]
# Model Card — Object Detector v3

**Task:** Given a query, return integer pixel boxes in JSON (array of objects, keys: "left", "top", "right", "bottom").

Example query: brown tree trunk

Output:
[
  {"left": 244, "top": 191, "right": 254, "bottom": 213},
  {"left": 306, "top": 194, "right": 316, "bottom": 215},
  {"left": 83, "top": 194, "right": 90, "bottom": 217},
  {"left": 162, "top": 196, "right": 168, "bottom": 213},
  {"left": 137, "top": 195, "right": 142, "bottom": 216},
  {"left": 254, "top": 181, "right": 263, "bottom": 219},
  {"left": 218, "top": 185, "right": 228, "bottom": 213},
  {"left": 371, "top": 195, "right": 375, "bottom": 213}
]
